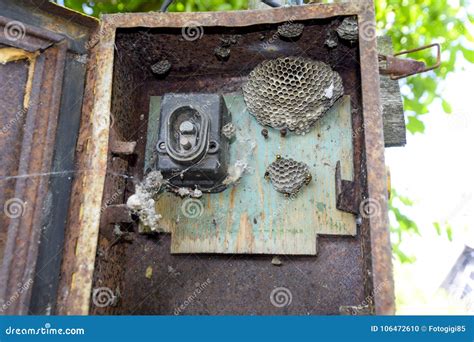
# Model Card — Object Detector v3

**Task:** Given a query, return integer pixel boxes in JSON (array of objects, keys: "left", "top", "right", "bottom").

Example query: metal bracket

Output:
[
  {"left": 101, "top": 204, "right": 133, "bottom": 225},
  {"left": 335, "top": 161, "right": 358, "bottom": 214},
  {"left": 379, "top": 43, "right": 441, "bottom": 80}
]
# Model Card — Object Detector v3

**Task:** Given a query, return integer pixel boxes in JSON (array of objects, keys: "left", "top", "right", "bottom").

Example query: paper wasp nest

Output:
[
  {"left": 243, "top": 57, "right": 343, "bottom": 134},
  {"left": 265, "top": 157, "right": 312, "bottom": 195},
  {"left": 336, "top": 17, "right": 359, "bottom": 42},
  {"left": 277, "top": 22, "right": 304, "bottom": 38}
]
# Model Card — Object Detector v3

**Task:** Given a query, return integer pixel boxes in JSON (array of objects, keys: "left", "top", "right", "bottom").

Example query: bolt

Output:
[
  {"left": 280, "top": 128, "right": 287, "bottom": 137},
  {"left": 276, "top": 155, "right": 281, "bottom": 160},
  {"left": 261, "top": 128, "right": 268, "bottom": 139}
]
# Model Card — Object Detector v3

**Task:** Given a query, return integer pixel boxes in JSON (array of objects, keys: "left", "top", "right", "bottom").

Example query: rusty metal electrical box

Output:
[{"left": 0, "top": 0, "right": 394, "bottom": 317}]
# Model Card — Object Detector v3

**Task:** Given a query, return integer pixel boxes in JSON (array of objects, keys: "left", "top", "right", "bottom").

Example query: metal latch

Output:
[{"left": 379, "top": 43, "right": 441, "bottom": 80}]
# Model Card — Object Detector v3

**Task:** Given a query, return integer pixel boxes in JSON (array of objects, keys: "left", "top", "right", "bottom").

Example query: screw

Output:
[
  {"left": 276, "top": 155, "right": 281, "bottom": 160},
  {"left": 280, "top": 128, "right": 287, "bottom": 137},
  {"left": 261, "top": 128, "right": 268, "bottom": 139}
]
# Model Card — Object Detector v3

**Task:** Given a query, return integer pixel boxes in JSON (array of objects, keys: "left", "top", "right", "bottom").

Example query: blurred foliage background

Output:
[{"left": 53, "top": 0, "right": 474, "bottom": 263}]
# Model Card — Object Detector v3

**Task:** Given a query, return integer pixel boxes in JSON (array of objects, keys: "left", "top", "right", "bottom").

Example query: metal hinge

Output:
[{"left": 379, "top": 43, "right": 441, "bottom": 80}]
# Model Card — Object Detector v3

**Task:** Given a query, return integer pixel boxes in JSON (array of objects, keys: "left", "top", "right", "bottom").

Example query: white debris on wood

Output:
[
  {"left": 324, "top": 82, "right": 334, "bottom": 99},
  {"left": 223, "top": 135, "right": 256, "bottom": 185},
  {"left": 177, "top": 187, "right": 190, "bottom": 197},
  {"left": 192, "top": 188, "right": 203, "bottom": 198},
  {"left": 223, "top": 160, "right": 248, "bottom": 185},
  {"left": 172, "top": 187, "right": 203, "bottom": 198},
  {"left": 126, "top": 171, "right": 164, "bottom": 233}
]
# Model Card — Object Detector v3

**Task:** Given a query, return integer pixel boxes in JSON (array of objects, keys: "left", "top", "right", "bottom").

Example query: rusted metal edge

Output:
[
  {"left": 102, "top": 2, "right": 360, "bottom": 28},
  {"left": 56, "top": 22, "right": 115, "bottom": 316},
  {"left": 0, "top": 42, "right": 67, "bottom": 315},
  {"left": 0, "top": 15, "right": 64, "bottom": 52},
  {"left": 357, "top": 1, "right": 395, "bottom": 315},
  {"left": 31, "top": 0, "right": 99, "bottom": 29}
]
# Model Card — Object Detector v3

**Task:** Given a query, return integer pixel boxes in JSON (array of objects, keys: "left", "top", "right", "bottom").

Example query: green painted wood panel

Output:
[{"left": 147, "top": 93, "right": 355, "bottom": 255}]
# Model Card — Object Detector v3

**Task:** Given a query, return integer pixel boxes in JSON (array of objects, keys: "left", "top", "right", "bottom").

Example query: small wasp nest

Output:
[
  {"left": 222, "top": 122, "right": 236, "bottom": 140},
  {"left": 151, "top": 59, "right": 171, "bottom": 75},
  {"left": 243, "top": 56, "right": 344, "bottom": 134},
  {"left": 265, "top": 157, "right": 312, "bottom": 196},
  {"left": 336, "top": 17, "right": 358, "bottom": 42},
  {"left": 325, "top": 30, "right": 338, "bottom": 48},
  {"left": 278, "top": 22, "right": 304, "bottom": 39},
  {"left": 215, "top": 46, "right": 231, "bottom": 60}
]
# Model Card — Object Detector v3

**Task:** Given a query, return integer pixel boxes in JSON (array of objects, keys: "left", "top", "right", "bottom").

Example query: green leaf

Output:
[
  {"left": 407, "top": 115, "right": 425, "bottom": 134},
  {"left": 441, "top": 99, "right": 453, "bottom": 114},
  {"left": 446, "top": 225, "right": 453, "bottom": 241},
  {"left": 461, "top": 47, "right": 474, "bottom": 63}
]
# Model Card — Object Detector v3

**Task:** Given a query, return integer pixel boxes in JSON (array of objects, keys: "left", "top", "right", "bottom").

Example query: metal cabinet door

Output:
[{"left": 0, "top": 0, "right": 97, "bottom": 315}]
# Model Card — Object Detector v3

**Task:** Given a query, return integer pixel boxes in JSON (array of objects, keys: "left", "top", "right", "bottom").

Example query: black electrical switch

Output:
[{"left": 156, "top": 93, "right": 231, "bottom": 192}]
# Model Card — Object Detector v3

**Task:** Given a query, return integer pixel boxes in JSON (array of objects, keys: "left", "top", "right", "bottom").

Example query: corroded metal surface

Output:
[
  {"left": 357, "top": 1, "right": 394, "bottom": 315},
  {"left": 56, "top": 20, "right": 114, "bottom": 315},
  {"left": 103, "top": 3, "right": 360, "bottom": 28},
  {"left": 0, "top": 42, "right": 67, "bottom": 315},
  {"left": 60, "top": 1, "right": 393, "bottom": 315},
  {"left": 0, "top": 0, "right": 97, "bottom": 315}
]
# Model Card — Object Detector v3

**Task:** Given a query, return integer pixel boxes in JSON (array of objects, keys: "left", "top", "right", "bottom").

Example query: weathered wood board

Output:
[
  {"left": 147, "top": 94, "right": 356, "bottom": 255},
  {"left": 378, "top": 36, "right": 406, "bottom": 147}
]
